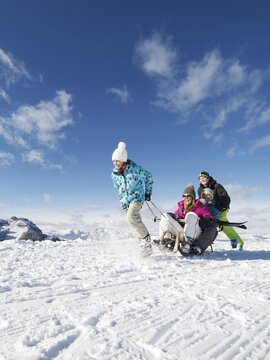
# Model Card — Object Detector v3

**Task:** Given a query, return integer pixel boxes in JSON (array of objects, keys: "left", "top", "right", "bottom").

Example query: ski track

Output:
[{"left": 1, "top": 234, "right": 270, "bottom": 359}]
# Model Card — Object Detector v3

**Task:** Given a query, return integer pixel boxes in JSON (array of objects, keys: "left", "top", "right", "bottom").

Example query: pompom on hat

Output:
[
  {"left": 112, "top": 142, "right": 128, "bottom": 162},
  {"left": 182, "top": 184, "right": 196, "bottom": 199},
  {"left": 198, "top": 171, "right": 210, "bottom": 180}
]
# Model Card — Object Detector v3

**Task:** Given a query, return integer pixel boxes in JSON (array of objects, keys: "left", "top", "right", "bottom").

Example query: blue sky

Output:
[{"left": 0, "top": 0, "right": 270, "bottom": 226}]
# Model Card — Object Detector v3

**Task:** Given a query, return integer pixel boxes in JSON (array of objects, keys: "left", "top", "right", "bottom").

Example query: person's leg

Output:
[
  {"left": 126, "top": 202, "right": 152, "bottom": 256},
  {"left": 179, "top": 212, "right": 202, "bottom": 256},
  {"left": 184, "top": 212, "right": 202, "bottom": 240},
  {"left": 220, "top": 210, "right": 244, "bottom": 249},
  {"left": 126, "top": 202, "right": 149, "bottom": 239},
  {"left": 192, "top": 226, "right": 218, "bottom": 254}
]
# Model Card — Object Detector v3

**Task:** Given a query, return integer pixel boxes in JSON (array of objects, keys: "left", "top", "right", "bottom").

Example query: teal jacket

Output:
[
  {"left": 112, "top": 160, "right": 153, "bottom": 210},
  {"left": 207, "top": 203, "right": 221, "bottom": 219}
]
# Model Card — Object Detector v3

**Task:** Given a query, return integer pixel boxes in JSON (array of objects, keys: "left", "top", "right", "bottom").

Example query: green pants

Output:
[{"left": 220, "top": 210, "right": 243, "bottom": 245}]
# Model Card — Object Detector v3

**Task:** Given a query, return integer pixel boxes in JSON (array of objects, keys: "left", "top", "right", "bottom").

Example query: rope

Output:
[
  {"left": 145, "top": 201, "right": 159, "bottom": 222},
  {"left": 145, "top": 200, "right": 184, "bottom": 235}
]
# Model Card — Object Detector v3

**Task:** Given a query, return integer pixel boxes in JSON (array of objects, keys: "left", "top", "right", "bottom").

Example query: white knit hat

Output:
[
  {"left": 202, "top": 188, "right": 213, "bottom": 199},
  {"left": 112, "top": 142, "right": 128, "bottom": 162}
]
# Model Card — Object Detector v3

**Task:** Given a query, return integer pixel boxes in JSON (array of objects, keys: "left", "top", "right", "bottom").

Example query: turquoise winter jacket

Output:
[
  {"left": 112, "top": 160, "right": 153, "bottom": 210},
  {"left": 206, "top": 203, "right": 221, "bottom": 220}
]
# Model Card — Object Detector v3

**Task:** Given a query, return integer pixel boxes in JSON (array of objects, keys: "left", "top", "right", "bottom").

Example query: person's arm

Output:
[
  {"left": 142, "top": 168, "right": 153, "bottom": 200},
  {"left": 111, "top": 172, "right": 120, "bottom": 190},
  {"left": 216, "top": 184, "right": 231, "bottom": 209},
  {"left": 174, "top": 201, "right": 184, "bottom": 219}
]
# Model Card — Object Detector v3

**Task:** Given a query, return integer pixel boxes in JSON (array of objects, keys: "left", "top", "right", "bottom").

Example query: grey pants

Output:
[
  {"left": 126, "top": 202, "right": 149, "bottom": 239},
  {"left": 193, "top": 226, "right": 218, "bottom": 253}
]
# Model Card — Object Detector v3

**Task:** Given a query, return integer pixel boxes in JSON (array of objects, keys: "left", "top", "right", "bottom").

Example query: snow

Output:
[{"left": 1, "top": 218, "right": 270, "bottom": 360}]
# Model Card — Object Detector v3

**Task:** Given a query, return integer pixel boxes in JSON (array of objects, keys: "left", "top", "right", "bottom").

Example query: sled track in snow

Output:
[{"left": 1, "top": 235, "right": 270, "bottom": 359}]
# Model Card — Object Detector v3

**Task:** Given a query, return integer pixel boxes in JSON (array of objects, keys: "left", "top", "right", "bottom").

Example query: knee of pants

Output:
[
  {"left": 126, "top": 212, "right": 132, "bottom": 225},
  {"left": 194, "top": 226, "right": 217, "bottom": 251},
  {"left": 184, "top": 212, "right": 201, "bottom": 239},
  {"left": 220, "top": 210, "right": 229, "bottom": 222},
  {"left": 126, "top": 211, "right": 140, "bottom": 226}
]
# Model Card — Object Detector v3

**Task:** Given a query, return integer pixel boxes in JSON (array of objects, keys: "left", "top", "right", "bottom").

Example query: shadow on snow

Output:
[
  {"left": 201, "top": 250, "right": 270, "bottom": 261},
  {"left": 153, "top": 249, "right": 270, "bottom": 261}
]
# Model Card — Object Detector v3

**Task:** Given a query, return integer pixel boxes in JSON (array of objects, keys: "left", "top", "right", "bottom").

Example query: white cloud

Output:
[
  {"left": 0, "top": 151, "right": 15, "bottom": 166},
  {"left": 22, "top": 149, "right": 44, "bottom": 163},
  {"left": 225, "top": 183, "right": 263, "bottom": 199},
  {"left": 0, "top": 90, "right": 73, "bottom": 150},
  {"left": 250, "top": 134, "right": 270, "bottom": 152},
  {"left": 22, "top": 149, "right": 63, "bottom": 171},
  {"left": 257, "top": 107, "right": 270, "bottom": 125},
  {"left": 176, "top": 51, "right": 223, "bottom": 105},
  {"left": 226, "top": 146, "right": 237, "bottom": 158},
  {"left": 240, "top": 106, "right": 270, "bottom": 132},
  {"left": 152, "top": 50, "right": 260, "bottom": 116},
  {"left": 0, "top": 50, "right": 74, "bottom": 170},
  {"left": 42, "top": 193, "right": 54, "bottom": 204},
  {"left": 0, "top": 88, "right": 10, "bottom": 103},
  {"left": 134, "top": 32, "right": 177, "bottom": 78},
  {"left": 134, "top": 32, "right": 270, "bottom": 157},
  {"left": 0, "top": 48, "right": 32, "bottom": 86},
  {"left": 213, "top": 133, "right": 224, "bottom": 145},
  {"left": 210, "top": 96, "right": 247, "bottom": 130},
  {"left": 106, "top": 84, "right": 132, "bottom": 104}
]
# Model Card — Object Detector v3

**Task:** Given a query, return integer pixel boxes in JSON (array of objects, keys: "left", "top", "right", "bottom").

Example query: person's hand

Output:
[
  {"left": 145, "top": 194, "right": 151, "bottom": 201},
  {"left": 167, "top": 212, "right": 177, "bottom": 220},
  {"left": 199, "top": 217, "right": 212, "bottom": 229}
]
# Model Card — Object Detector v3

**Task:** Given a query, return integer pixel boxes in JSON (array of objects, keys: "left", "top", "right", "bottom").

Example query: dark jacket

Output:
[{"left": 198, "top": 177, "right": 230, "bottom": 211}]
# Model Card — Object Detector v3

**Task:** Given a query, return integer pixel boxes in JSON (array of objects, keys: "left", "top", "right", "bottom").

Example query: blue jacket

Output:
[
  {"left": 207, "top": 203, "right": 221, "bottom": 219},
  {"left": 112, "top": 160, "right": 153, "bottom": 210}
]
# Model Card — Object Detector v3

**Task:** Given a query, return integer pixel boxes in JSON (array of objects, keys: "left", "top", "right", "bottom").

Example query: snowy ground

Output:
[{"left": 1, "top": 220, "right": 270, "bottom": 360}]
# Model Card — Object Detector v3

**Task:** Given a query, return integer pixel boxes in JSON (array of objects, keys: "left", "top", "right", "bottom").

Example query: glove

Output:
[
  {"left": 199, "top": 217, "right": 213, "bottom": 229},
  {"left": 167, "top": 212, "right": 179, "bottom": 221},
  {"left": 167, "top": 212, "right": 183, "bottom": 225},
  {"left": 167, "top": 212, "right": 177, "bottom": 220},
  {"left": 145, "top": 194, "right": 151, "bottom": 201},
  {"left": 121, "top": 204, "right": 128, "bottom": 211}
]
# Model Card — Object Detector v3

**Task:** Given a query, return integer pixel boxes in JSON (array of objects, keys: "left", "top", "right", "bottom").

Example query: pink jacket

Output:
[{"left": 174, "top": 199, "right": 215, "bottom": 220}]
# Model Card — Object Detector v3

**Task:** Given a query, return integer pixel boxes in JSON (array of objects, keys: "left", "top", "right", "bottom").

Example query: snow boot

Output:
[
  {"left": 191, "top": 246, "right": 202, "bottom": 256},
  {"left": 230, "top": 238, "right": 237, "bottom": 249},
  {"left": 238, "top": 240, "right": 244, "bottom": 251},
  {"left": 141, "top": 234, "right": 152, "bottom": 257},
  {"left": 181, "top": 242, "right": 191, "bottom": 254},
  {"left": 179, "top": 237, "right": 193, "bottom": 256}
]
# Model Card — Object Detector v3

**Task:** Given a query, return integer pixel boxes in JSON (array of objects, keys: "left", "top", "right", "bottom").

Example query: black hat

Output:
[{"left": 198, "top": 171, "right": 210, "bottom": 180}]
